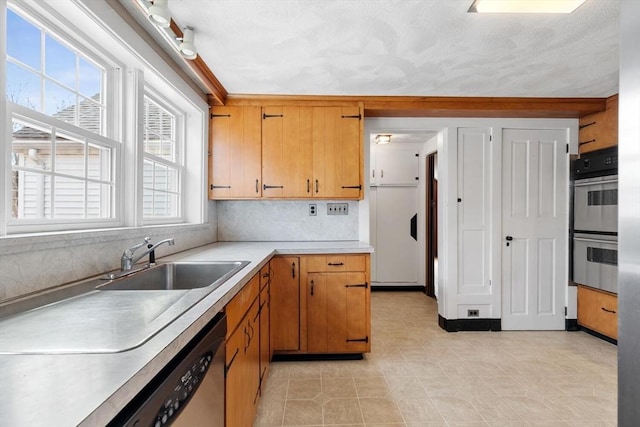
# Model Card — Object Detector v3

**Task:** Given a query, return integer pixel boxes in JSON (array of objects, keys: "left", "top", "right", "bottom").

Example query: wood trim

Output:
[{"left": 223, "top": 94, "right": 606, "bottom": 118}]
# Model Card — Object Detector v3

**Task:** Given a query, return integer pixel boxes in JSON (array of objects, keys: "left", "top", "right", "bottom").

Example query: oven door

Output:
[
  {"left": 573, "top": 233, "right": 618, "bottom": 293},
  {"left": 574, "top": 175, "right": 618, "bottom": 233}
]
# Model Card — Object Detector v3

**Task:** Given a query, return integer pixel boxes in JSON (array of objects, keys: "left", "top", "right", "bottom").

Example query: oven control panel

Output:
[
  {"left": 575, "top": 147, "right": 618, "bottom": 178},
  {"left": 152, "top": 351, "right": 213, "bottom": 427}
]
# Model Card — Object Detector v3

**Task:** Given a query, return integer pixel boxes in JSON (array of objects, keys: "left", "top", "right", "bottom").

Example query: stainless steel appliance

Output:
[
  {"left": 109, "top": 313, "right": 226, "bottom": 427},
  {"left": 572, "top": 147, "right": 618, "bottom": 292}
]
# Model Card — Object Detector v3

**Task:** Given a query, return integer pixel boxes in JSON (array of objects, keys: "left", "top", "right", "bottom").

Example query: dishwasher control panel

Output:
[{"left": 151, "top": 351, "right": 213, "bottom": 427}]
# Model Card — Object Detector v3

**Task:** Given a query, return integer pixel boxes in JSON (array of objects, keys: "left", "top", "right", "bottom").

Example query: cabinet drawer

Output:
[
  {"left": 226, "top": 274, "right": 260, "bottom": 334},
  {"left": 577, "top": 285, "right": 618, "bottom": 340},
  {"left": 306, "top": 255, "right": 366, "bottom": 272}
]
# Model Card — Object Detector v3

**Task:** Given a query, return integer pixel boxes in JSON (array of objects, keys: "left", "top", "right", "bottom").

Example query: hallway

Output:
[{"left": 255, "top": 292, "right": 617, "bottom": 426}]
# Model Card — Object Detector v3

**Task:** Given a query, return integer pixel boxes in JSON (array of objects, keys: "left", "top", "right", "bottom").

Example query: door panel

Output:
[
  {"left": 270, "top": 257, "right": 300, "bottom": 351},
  {"left": 502, "top": 129, "right": 567, "bottom": 330},
  {"left": 457, "top": 128, "right": 492, "bottom": 296}
]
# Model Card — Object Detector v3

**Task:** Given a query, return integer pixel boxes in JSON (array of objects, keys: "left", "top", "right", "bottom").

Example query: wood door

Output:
[
  {"left": 225, "top": 317, "right": 246, "bottom": 427},
  {"left": 270, "top": 257, "right": 300, "bottom": 351},
  {"left": 209, "top": 106, "right": 261, "bottom": 199},
  {"left": 262, "top": 106, "right": 313, "bottom": 198},
  {"left": 502, "top": 129, "right": 568, "bottom": 330},
  {"left": 307, "top": 272, "right": 369, "bottom": 353},
  {"left": 312, "top": 106, "right": 362, "bottom": 198},
  {"left": 258, "top": 284, "right": 270, "bottom": 387},
  {"left": 245, "top": 301, "right": 261, "bottom": 426},
  {"left": 306, "top": 273, "right": 328, "bottom": 353}
]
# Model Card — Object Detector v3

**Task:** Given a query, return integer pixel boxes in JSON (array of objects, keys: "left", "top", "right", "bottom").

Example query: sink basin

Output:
[{"left": 97, "top": 261, "right": 250, "bottom": 291}]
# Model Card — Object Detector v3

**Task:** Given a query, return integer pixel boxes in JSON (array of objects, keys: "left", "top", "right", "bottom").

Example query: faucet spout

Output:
[{"left": 121, "top": 237, "right": 175, "bottom": 271}]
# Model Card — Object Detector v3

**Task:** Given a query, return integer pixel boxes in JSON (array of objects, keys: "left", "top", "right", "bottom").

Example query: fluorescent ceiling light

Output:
[
  {"left": 468, "top": 0, "right": 586, "bottom": 13},
  {"left": 376, "top": 135, "right": 391, "bottom": 145}
]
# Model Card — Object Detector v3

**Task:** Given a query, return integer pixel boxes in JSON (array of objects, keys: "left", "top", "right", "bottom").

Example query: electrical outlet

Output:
[
  {"left": 467, "top": 309, "right": 480, "bottom": 318},
  {"left": 309, "top": 204, "right": 317, "bottom": 216},
  {"left": 327, "top": 203, "right": 349, "bottom": 215}
]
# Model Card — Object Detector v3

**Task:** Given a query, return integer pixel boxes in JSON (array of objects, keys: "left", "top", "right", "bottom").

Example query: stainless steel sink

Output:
[{"left": 96, "top": 261, "right": 250, "bottom": 291}]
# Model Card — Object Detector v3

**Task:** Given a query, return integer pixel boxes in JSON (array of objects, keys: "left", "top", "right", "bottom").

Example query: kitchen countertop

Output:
[{"left": 0, "top": 241, "right": 372, "bottom": 427}]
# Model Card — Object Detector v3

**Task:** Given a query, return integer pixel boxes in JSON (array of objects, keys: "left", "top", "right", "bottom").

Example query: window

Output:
[
  {"left": 6, "top": 8, "right": 106, "bottom": 135},
  {"left": 2, "top": 1, "right": 206, "bottom": 236},
  {"left": 10, "top": 113, "right": 115, "bottom": 221},
  {"left": 142, "top": 94, "right": 183, "bottom": 220}
]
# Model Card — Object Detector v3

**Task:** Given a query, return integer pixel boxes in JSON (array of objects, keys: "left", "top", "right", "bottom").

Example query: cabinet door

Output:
[
  {"left": 258, "top": 284, "right": 270, "bottom": 388},
  {"left": 225, "top": 317, "right": 246, "bottom": 427},
  {"left": 209, "top": 106, "right": 261, "bottom": 199},
  {"left": 262, "top": 107, "right": 313, "bottom": 198},
  {"left": 306, "top": 272, "right": 370, "bottom": 353},
  {"left": 312, "top": 106, "right": 362, "bottom": 199},
  {"left": 373, "top": 145, "right": 420, "bottom": 186},
  {"left": 270, "top": 257, "right": 300, "bottom": 351},
  {"left": 579, "top": 95, "right": 618, "bottom": 154}
]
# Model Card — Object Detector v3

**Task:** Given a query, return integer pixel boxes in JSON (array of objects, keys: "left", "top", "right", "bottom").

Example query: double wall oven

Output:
[{"left": 572, "top": 147, "right": 618, "bottom": 293}]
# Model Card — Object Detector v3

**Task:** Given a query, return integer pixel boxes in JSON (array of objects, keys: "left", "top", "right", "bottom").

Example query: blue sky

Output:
[{"left": 6, "top": 8, "right": 102, "bottom": 115}]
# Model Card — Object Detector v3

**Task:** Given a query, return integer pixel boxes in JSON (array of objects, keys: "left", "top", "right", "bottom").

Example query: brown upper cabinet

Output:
[
  {"left": 209, "top": 106, "right": 262, "bottom": 198},
  {"left": 579, "top": 94, "right": 618, "bottom": 154},
  {"left": 262, "top": 106, "right": 313, "bottom": 197},
  {"left": 209, "top": 103, "right": 363, "bottom": 200}
]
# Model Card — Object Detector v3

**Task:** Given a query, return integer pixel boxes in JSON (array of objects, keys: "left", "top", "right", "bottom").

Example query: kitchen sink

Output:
[{"left": 96, "top": 261, "right": 250, "bottom": 291}]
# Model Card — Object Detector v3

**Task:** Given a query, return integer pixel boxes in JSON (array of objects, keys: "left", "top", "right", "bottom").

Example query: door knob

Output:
[{"left": 506, "top": 235, "right": 513, "bottom": 247}]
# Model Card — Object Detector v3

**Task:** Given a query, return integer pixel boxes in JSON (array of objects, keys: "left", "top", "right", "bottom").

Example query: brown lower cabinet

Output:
[
  {"left": 225, "top": 273, "right": 261, "bottom": 427},
  {"left": 577, "top": 285, "right": 618, "bottom": 340},
  {"left": 271, "top": 254, "right": 371, "bottom": 355}
]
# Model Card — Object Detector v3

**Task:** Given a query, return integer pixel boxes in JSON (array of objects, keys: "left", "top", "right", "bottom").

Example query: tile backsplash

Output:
[{"left": 217, "top": 200, "right": 359, "bottom": 241}]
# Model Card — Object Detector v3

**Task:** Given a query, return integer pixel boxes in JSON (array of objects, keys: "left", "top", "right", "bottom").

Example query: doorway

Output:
[{"left": 426, "top": 152, "right": 438, "bottom": 298}]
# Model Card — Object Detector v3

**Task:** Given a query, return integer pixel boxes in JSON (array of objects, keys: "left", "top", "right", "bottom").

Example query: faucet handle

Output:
[{"left": 125, "top": 236, "right": 151, "bottom": 256}]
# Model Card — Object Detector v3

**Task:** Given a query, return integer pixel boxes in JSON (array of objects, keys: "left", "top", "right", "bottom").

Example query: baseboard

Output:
[
  {"left": 438, "top": 315, "right": 501, "bottom": 332},
  {"left": 565, "top": 319, "right": 579, "bottom": 331},
  {"left": 578, "top": 326, "right": 618, "bottom": 345},
  {"left": 272, "top": 353, "right": 364, "bottom": 362},
  {"left": 371, "top": 285, "right": 425, "bottom": 292}
]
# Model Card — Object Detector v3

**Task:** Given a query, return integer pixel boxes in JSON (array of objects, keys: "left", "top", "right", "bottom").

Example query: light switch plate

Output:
[{"left": 327, "top": 203, "right": 349, "bottom": 215}]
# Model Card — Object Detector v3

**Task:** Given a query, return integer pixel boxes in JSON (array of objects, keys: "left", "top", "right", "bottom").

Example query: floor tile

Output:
[
  {"left": 322, "top": 398, "right": 363, "bottom": 425},
  {"left": 359, "top": 398, "right": 404, "bottom": 424}
]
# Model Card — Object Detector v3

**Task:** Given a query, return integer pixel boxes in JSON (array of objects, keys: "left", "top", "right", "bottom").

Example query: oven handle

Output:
[
  {"left": 573, "top": 236, "right": 618, "bottom": 244},
  {"left": 574, "top": 178, "right": 618, "bottom": 187}
]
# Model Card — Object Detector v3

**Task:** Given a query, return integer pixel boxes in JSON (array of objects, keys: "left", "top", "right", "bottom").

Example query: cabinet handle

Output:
[
  {"left": 372, "top": 169, "right": 375, "bottom": 178},
  {"left": 346, "top": 337, "right": 369, "bottom": 343},
  {"left": 210, "top": 113, "right": 231, "bottom": 118},
  {"left": 307, "top": 179, "right": 310, "bottom": 193},
  {"left": 262, "top": 272, "right": 270, "bottom": 278},
  {"left": 579, "top": 139, "right": 596, "bottom": 146},
  {"left": 263, "top": 113, "right": 284, "bottom": 119},
  {"left": 292, "top": 262, "right": 296, "bottom": 279},
  {"left": 255, "top": 179, "right": 259, "bottom": 193},
  {"left": 210, "top": 185, "right": 231, "bottom": 189},
  {"left": 263, "top": 184, "right": 284, "bottom": 190},
  {"left": 315, "top": 179, "right": 319, "bottom": 193},
  {"left": 243, "top": 326, "right": 250, "bottom": 352},
  {"left": 381, "top": 169, "right": 384, "bottom": 179},
  {"left": 579, "top": 121, "right": 596, "bottom": 129},
  {"left": 224, "top": 348, "right": 239, "bottom": 376},
  {"left": 248, "top": 322, "right": 255, "bottom": 340},
  {"left": 341, "top": 185, "right": 362, "bottom": 190},
  {"left": 341, "top": 114, "right": 362, "bottom": 119},
  {"left": 601, "top": 307, "right": 616, "bottom": 314},
  {"left": 310, "top": 279, "right": 315, "bottom": 296},
  {"left": 345, "top": 282, "right": 369, "bottom": 288},
  {"left": 328, "top": 262, "right": 344, "bottom": 267}
]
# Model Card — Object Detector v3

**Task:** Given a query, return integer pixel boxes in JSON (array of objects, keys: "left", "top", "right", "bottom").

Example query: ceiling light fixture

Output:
[
  {"left": 178, "top": 27, "right": 197, "bottom": 60},
  {"left": 148, "top": 0, "right": 171, "bottom": 28},
  {"left": 468, "top": 0, "right": 586, "bottom": 14},
  {"left": 376, "top": 135, "right": 391, "bottom": 145}
]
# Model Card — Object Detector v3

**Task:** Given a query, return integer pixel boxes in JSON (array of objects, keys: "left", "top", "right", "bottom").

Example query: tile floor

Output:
[{"left": 254, "top": 291, "right": 617, "bottom": 426}]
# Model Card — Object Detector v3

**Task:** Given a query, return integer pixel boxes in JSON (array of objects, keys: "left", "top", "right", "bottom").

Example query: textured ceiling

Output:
[{"left": 159, "top": 0, "right": 619, "bottom": 97}]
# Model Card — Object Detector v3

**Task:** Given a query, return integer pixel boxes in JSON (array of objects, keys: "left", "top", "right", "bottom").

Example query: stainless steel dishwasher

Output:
[{"left": 109, "top": 313, "right": 226, "bottom": 427}]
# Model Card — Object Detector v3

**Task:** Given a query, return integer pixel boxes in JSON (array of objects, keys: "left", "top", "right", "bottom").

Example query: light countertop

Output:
[{"left": 0, "top": 241, "right": 372, "bottom": 427}]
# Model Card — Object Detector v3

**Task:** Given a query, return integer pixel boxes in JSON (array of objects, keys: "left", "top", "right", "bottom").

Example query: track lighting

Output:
[
  {"left": 178, "top": 27, "right": 197, "bottom": 60},
  {"left": 148, "top": 0, "right": 170, "bottom": 28}
]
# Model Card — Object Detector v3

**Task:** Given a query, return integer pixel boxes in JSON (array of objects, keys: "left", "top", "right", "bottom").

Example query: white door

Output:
[
  {"left": 375, "top": 186, "right": 419, "bottom": 284},
  {"left": 502, "top": 129, "right": 568, "bottom": 330}
]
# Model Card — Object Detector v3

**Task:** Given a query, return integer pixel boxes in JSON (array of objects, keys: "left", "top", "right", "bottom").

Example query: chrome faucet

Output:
[{"left": 120, "top": 237, "right": 175, "bottom": 271}]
